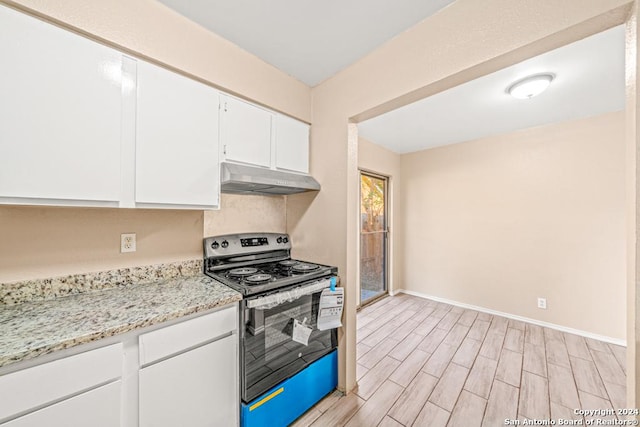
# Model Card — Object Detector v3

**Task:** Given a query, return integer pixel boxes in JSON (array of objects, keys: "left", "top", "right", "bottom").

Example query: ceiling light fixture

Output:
[{"left": 507, "top": 73, "right": 554, "bottom": 99}]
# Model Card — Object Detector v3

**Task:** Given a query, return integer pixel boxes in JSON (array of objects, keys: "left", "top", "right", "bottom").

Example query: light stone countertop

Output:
[{"left": 0, "top": 274, "right": 242, "bottom": 368}]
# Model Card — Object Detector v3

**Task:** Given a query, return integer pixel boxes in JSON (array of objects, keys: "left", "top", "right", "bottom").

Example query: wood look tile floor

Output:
[{"left": 292, "top": 294, "right": 627, "bottom": 427}]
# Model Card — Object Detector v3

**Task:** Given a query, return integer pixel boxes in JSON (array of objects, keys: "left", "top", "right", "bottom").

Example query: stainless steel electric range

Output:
[{"left": 203, "top": 233, "right": 339, "bottom": 427}]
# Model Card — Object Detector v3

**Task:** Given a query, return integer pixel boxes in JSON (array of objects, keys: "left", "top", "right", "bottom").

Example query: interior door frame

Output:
[{"left": 358, "top": 169, "right": 389, "bottom": 308}]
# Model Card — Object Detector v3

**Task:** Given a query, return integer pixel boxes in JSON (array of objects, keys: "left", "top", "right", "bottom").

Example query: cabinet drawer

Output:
[
  {"left": 3, "top": 381, "right": 121, "bottom": 427},
  {"left": 0, "top": 343, "right": 122, "bottom": 421},
  {"left": 139, "top": 305, "right": 237, "bottom": 366}
]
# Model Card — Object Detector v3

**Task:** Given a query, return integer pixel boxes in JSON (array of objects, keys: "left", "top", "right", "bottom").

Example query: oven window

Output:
[{"left": 242, "top": 292, "right": 337, "bottom": 403}]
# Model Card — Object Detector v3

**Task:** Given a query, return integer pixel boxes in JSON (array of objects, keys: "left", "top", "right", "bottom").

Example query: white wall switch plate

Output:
[
  {"left": 121, "top": 233, "right": 136, "bottom": 253},
  {"left": 537, "top": 297, "right": 547, "bottom": 309}
]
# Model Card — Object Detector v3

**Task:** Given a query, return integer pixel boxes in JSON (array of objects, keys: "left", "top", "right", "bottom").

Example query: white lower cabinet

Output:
[
  {"left": 0, "top": 343, "right": 123, "bottom": 425},
  {"left": 0, "top": 304, "right": 238, "bottom": 427},
  {"left": 5, "top": 381, "right": 121, "bottom": 427},
  {"left": 139, "top": 334, "right": 237, "bottom": 427}
]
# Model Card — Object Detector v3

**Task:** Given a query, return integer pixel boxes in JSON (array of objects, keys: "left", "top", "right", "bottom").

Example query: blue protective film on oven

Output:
[
  {"left": 330, "top": 277, "right": 336, "bottom": 292},
  {"left": 241, "top": 349, "right": 338, "bottom": 427}
]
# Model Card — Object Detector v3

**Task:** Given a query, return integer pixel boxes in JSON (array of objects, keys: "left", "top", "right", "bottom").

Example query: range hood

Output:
[{"left": 220, "top": 162, "right": 320, "bottom": 195}]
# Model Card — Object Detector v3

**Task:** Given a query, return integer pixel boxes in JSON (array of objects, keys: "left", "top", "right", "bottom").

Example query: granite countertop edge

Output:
[{"left": 0, "top": 275, "right": 243, "bottom": 369}]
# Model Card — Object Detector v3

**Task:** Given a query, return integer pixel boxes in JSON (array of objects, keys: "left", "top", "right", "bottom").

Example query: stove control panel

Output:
[
  {"left": 204, "top": 232, "right": 292, "bottom": 259},
  {"left": 241, "top": 237, "right": 268, "bottom": 247}
]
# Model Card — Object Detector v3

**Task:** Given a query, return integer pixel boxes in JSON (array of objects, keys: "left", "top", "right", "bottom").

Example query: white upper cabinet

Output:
[
  {"left": 275, "top": 114, "right": 310, "bottom": 173},
  {"left": 0, "top": 4, "right": 315, "bottom": 209},
  {"left": 0, "top": 5, "right": 122, "bottom": 205},
  {"left": 219, "top": 94, "right": 273, "bottom": 168},
  {"left": 219, "top": 94, "right": 311, "bottom": 175},
  {"left": 135, "top": 61, "right": 219, "bottom": 208},
  {"left": 0, "top": 4, "right": 221, "bottom": 210}
]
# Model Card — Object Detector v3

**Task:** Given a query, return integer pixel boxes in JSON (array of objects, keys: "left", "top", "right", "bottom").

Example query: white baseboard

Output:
[{"left": 395, "top": 289, "right": 626, "bottom": 347}]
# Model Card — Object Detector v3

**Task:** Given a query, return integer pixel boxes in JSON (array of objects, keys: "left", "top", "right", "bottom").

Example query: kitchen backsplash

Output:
[
  {"left": 204, "top": 194, "right": 286, "bottom": 236},
  {"left": 0, "top": 259, "right": 203, "bottom": 306}
]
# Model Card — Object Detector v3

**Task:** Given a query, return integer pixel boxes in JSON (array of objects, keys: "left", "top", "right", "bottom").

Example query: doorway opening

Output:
[{"left": 359, "top": 171, "right": 388, "bottom": 306}]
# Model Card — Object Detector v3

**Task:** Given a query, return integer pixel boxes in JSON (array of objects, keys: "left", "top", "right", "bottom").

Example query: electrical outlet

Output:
[
  {"left": 537, "top": 297, "right": 547, "bottom": 309},
  {"left": 121, "top": 233, "right": 136, "bottom": 253}
]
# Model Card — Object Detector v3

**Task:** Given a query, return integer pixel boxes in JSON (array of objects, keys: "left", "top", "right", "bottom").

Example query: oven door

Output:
[{"left": 240, "top": 277, "right": 339, "bottom": 403}]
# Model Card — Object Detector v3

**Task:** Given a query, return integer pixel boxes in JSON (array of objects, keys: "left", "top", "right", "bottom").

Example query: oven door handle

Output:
[{"left": 246, "top": 277, "right": 338, "bottom": 309}]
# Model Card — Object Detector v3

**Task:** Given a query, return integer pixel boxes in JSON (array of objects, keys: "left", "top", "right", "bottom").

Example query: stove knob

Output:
[
  {"left": 211, "top": 241, "right": 219, "bottom": 249},
  {"left": 221, "top": 240, "right": 229, "bottom": 248},
  {"left": 283, "top": 237, "right": 289, "bottom": 244},
  {"left": 277, "top": 237, "right": 283, "bottom": 244}
]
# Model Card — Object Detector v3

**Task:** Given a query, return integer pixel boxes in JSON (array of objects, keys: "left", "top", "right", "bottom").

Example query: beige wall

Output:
[
  {"left": 0, "top": 206, "right": 202, "bottom": 283},
  {"left": 0, "top": 194, "right": 286, "bottom": 283},
  {"left": 204, "top": 194, "right": 286, "bottom": 237},
  {"left": 400, "top": 112, "right": 626, "bottom": 340},
  {"left": 0, "top": 0, "right": 304, "bottom": 284},
  {"left": 358, "top": 138, "right": 403, "bottom": 297},
  {"left": 287, "top": 0, "right": 632, "bottom": 393}
]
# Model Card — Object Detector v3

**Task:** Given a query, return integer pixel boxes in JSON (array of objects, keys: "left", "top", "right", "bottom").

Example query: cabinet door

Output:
[
  {"left": 136, "top": 60, "right": 219, "bottom": 207},
  {"left": 0, "top": 5, "right": 122, "bottom": 204},
  {"left": 275, "top": 115, "right": 310, "bottom": 173},
  {"left": 139, "top": 335, "right": 237, "bottom": 427},
  {"left": 4, "top": 381, "right": 121, "bottom": 427},
  {"left": 220, "top": 95, "right": 272, "bottom": 168}
]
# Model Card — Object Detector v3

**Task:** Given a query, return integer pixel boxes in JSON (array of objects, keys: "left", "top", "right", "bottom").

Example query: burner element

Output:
[
  {"left": 292, "top": 263, "right": 320, "bottom": 273},
  {"left": 278, "top": 260, "right": 298, "bottom": 267},
  {"left": 245, "top": 273, "right": 273, "bottom": 284},
  {"left": 229, "top": 267, "right": 259, "bottom": 277}
]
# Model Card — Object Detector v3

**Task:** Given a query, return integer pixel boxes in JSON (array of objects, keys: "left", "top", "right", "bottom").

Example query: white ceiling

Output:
[
  {"left": 358, "top": 26, "right": 625, "bottom": 154},
  {"left": 156, "top": 0, "right": 455, "bottom": 86}
]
